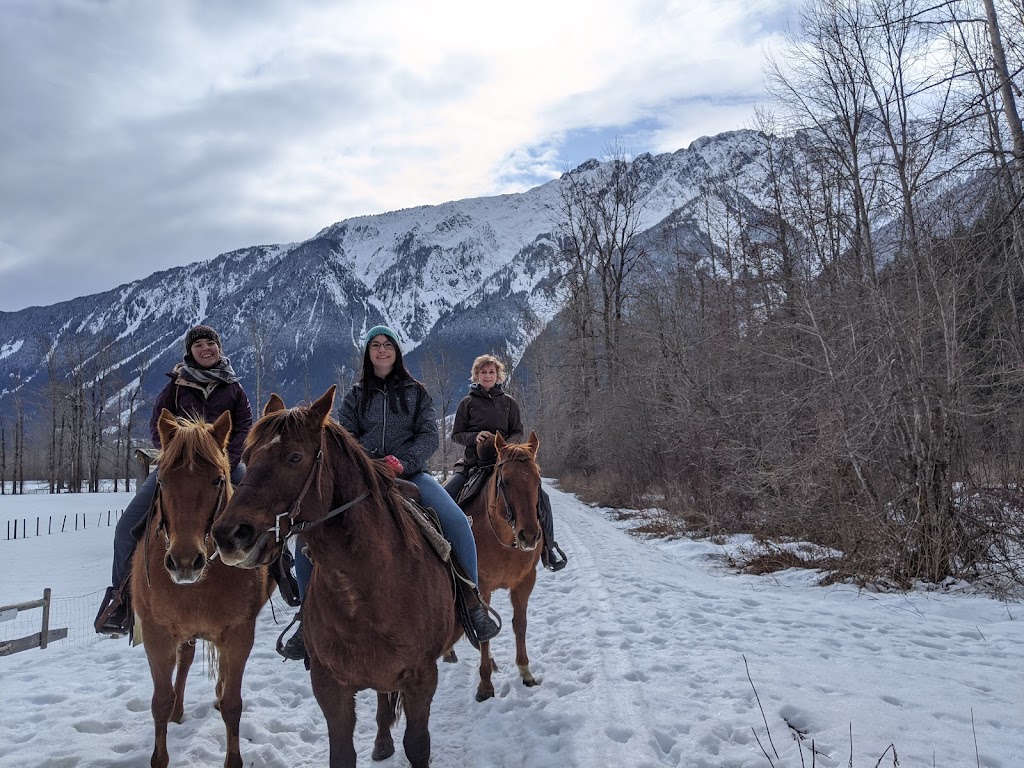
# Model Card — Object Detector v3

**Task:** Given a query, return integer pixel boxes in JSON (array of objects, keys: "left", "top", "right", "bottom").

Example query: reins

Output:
[
  {"left": 484, "top": 453, "right": 536, "bottom": 550},
  {"left": 236, "top": 429, "right": 371, "bottom": 567}
]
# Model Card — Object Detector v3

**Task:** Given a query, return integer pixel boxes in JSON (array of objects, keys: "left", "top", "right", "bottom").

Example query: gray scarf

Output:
[{"left": 174, "top": 357, "right": 240, "bottom": 397}]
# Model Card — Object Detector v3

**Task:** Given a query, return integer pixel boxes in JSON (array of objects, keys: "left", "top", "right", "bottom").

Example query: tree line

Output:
[
  {"left": 5, "top": 0, "right": 1021, "bottom": 591},
  {"left": 525, "top": 0, "right": 1024, "bottom": 590},
  {"left": 0, "top": 332, "right": 148, "bottom": 495}
]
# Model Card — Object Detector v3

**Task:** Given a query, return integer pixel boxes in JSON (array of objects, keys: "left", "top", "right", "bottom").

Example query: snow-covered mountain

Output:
[{"left": 0, "top": 127, "right": 936, "bottom": 414}]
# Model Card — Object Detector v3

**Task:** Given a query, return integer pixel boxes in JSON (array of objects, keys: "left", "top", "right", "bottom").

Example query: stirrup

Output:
[
  {"left": 94, "top": 586, "right": 129, "bottom": 635},
  {"left": 469, "top": 604, "right": 500, "bottom": 644},
  {"left": 276, "top": 616, "right": 306, "bottom": 661},
  {"left": 543, "top": 543, "right": 568, "bottom": 572}
]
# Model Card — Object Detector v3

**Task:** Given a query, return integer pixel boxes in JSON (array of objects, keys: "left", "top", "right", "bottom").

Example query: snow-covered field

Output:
[{"left": 1, "top": 482, "right": 1021, "bottom": 767}]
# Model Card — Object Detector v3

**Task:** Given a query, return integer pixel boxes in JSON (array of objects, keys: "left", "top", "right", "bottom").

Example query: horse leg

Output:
[
  {"left": 213, "top": 627, "right": 255, "bottom": 768},
  {"left": 371, "top": 692, "right": 396, "bottom": 761},
  {"left": 401, "top": 666, "right": 438, "bottom": 768},
  {"left": 511, "top": 570, "right": 539, "bottom": 687},
  {"left": 476, "top": 589, "right": 498, "bottom": 702},
  {"left": 170, "top": 640, "right": 196, "bottom": 723},
  {"left": 310, "top": 660, "right": 357, "bottom": 768},
  {"left": 143, "top": 629, "right": 178, "bottom": 768}
]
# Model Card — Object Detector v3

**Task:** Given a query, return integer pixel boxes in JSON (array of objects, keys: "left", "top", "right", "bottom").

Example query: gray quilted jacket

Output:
[{"left": 337, "top": 379, "right": 438, "bottom": 477}]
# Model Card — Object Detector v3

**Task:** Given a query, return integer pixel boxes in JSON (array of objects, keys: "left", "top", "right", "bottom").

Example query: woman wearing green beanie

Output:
[{"left": 281, "top": 325, "right": 500, "bottom": 660}]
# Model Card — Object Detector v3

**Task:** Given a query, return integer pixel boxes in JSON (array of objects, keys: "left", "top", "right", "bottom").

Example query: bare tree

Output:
[
  {"left": 420, "top": 348, "right": 459, "bottom": 479},
  {"left": 0, "top": 412, "right": 6, "bottom": 494},
  {"left": 246, "top": 311, "right": 270, "bottom": 408}
]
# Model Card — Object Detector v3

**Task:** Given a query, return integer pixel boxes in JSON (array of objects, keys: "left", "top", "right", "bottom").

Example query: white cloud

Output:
[{"left": 0, "top": 0, "right": 799, "bottom": 310}]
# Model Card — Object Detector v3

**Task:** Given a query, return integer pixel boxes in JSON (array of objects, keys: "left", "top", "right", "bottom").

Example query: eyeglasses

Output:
[{"left": 369, "top": 341, "right": 395, "bottom": 352}]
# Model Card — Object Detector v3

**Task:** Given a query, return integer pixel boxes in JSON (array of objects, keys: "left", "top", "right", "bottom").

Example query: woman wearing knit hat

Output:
[
  {"left": 94, "top": 324, "right": 253, "bottom": 635},
  {"left": 280, "top": 325, "right": 501, "bottom": 660}
]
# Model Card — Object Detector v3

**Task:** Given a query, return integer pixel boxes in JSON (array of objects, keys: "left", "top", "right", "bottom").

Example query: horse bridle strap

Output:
[
  {"left": 288, "top": 490, "right": 371, "bottom": 536},
  {"left": 273, "top": 447, "right": 325, "bottom": 542},
  {"left": 143, "top": 473, "right": 227, "bottom": 584},
  {"left": 269, "top": 436, "right": 372, "bottom": 543},
  {"left": 485, "top": 455, "right": 532, "bottom": 550}
]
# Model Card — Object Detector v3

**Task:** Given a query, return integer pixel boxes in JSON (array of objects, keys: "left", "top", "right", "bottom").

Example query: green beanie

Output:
[{"left": 363, "top": 325, "right": 401, "bottom": 351}]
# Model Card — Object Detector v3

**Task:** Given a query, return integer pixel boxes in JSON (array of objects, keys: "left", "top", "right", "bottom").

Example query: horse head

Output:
[
  {"left": 153, "top": 409, "right": 232, "bottom": 584},
  {"left": 213, "top": 386, "right": 339, "bottom": 568},
  {"left": 492, "top": 431, "right": 543, "bottom": 552}
]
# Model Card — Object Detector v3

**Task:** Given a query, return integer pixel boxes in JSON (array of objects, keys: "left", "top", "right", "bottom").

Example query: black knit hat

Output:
[{"left": 184, "top": 325, "right": 221, "bottom": 357}]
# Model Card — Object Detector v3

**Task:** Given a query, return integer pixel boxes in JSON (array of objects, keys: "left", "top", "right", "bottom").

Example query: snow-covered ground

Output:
[{"left": 1, "top": 482, "right": 1021, "bottom": 768}]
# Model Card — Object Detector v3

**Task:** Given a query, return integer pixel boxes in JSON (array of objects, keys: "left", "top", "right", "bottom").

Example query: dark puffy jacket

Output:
[
  {"left": 338, "top": 378, "right": 437, "bottom": 477},
  {"left": 150, "top": 371, "right": 253, "bottom": 469},
  {"left": 451, "top": 383, "right": 523, "bottom": 470}
]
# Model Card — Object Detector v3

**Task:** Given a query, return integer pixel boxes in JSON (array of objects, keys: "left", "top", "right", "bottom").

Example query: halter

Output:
[
  {"left": 234, "top": 430, "right": 370, "bottom": 568},
  {"left": 143, "top": 472, "right": 228, "bottom": 586},
  {"left": 484, "top": 453, "right": 536, "bottom": 550}
]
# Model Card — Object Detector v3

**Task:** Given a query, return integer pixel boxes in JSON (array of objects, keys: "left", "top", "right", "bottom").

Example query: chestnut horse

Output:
[
  {"left": 131, "top": 409, "right": 272, "bottom": 768},
  {"left": 460, "top": 431, "right": 544, "bottom": 702},
  {"left": 212, "top": 386, "right": 461, "bottom": 768}
]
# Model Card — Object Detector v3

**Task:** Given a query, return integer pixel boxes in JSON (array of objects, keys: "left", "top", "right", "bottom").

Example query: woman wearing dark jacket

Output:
[
  {"left": 280, "top": 325, "right": 500, "bottom": 660},
  {"left": 94, "top": 325, "right": 253, "bottom": 635},
  {"left": 444, "top": 354, "right": 567, "bottom": 571}
]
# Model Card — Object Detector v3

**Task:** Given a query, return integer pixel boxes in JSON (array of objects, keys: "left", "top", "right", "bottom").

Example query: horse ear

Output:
[
  {"left": 526, "top": 430, "right": 540, "bottom": 456},
  {"left": 309, "top": 385, "right": 337, "bottom": 427},
  {"left": 263, "top": 393, "right": 286, "bottom": 417},
  {"left": 157, "top": 408, "right": 178, "bottom": 448},
  {"left": 210, "top": 410, "right": 232, "bottom": 450},
  {"left": 494, "top": 432, "right": 507, "bottom": 453}
]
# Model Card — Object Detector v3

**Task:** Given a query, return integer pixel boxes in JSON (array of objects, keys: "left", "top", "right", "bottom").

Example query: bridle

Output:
[
  {"left": 232, "top": 429, "right": 370, "bottom": 568},
  {"left": 143, "top": 471, "right": 228, "bottom": 586},
  {"left": 484, "top": 453, "right": 538, "bottom": 550}
]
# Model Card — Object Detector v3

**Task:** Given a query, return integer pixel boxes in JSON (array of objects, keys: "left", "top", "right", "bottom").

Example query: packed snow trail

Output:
[{"left": 0, "top": 482, "right": 1021, "bottom": 768}]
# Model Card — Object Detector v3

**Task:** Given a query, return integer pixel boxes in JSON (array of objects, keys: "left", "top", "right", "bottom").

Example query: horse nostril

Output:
[
  {"left": 192, "top": 553, "right": 206, "bottom": 572},
  {"left": 214, "top": 523, "right": 255, "bottom": 552},
  {"left": 164, "top": 553, "right": 176, "bottom": 572}
]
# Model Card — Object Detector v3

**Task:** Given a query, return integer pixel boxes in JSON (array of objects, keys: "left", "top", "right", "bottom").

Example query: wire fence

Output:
[
  {"left": 1, "top": 588, "right": 296, "bottom": 655},
  {"left": 5, "top": 509, "right": 124, "bottom": 540}
]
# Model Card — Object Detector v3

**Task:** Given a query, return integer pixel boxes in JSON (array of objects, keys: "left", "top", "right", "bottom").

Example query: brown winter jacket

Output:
[
  {"left": 149, "top": 369, "right": 253, "bottom": 469},
  {"left": 450, "top": 383, "right": 523, "bottom": 472}
]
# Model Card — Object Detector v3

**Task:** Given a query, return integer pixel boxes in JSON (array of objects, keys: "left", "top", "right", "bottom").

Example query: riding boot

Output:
[
  {"left": 462, "top": 588, "right": 500, "bottom": 645},
  {"left": 538, "top": 489, "right": 567, "bottom": 572},
  {"left": 94, "top": 585, "right": 130, "bottom": 635},
  {"left": 279, "top": 621, "right": 306, "bottom": 661}
]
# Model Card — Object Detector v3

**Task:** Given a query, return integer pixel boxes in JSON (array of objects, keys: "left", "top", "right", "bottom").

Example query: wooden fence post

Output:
[{"left": 40, "top": 588, "right": 51, "bottom": 650}]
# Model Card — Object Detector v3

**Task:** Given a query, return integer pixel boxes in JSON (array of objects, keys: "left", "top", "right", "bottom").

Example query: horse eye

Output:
[{"left": 288, "top": 453, "right": 303, "bottom": 464}]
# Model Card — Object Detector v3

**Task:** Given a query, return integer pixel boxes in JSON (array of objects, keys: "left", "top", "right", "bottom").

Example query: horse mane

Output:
[
  {"left": 247, "top": 408, "right": 422, "bottom": 544},
  {"left": 159, "top": 415, "right": 232, "bottom": 477},
  {"left": 500, "top": 442, "right": 537, "bottom": 464}
]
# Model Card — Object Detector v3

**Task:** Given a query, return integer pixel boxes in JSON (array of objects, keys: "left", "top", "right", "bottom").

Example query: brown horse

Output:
[
  {"left": 211, "top": 386, "right": 461, "bottom": 768},
  {"left": 461, "top": 431, "right": 544, "bottom": 702},
  {"left": 131, "top": 409, "right": 272, "bottom": 768}
]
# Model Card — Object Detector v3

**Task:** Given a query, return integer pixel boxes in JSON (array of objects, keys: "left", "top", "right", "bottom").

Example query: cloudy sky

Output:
[{"left": 0, "top": 0, "right": 799, "bottom": 312}]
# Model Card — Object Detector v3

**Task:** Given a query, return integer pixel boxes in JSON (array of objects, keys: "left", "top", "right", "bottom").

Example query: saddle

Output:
[
  {"left": 455, "top": 465, "right": 494, "bottom": 507},
  {"left": 399, "top": 492, "right": 498, "bottom": 650}
]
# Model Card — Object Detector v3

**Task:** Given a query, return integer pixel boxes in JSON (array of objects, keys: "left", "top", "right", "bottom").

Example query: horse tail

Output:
[
  {"left": 205, "top": 640, "right": 220, "bottom": 680},
  {"left": 387, "top": 691, "right": 404, "bottom": 727}
]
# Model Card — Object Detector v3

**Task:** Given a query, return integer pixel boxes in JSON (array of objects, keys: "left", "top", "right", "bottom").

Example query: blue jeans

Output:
[
  {"left": 410, "top": 471, "right": 479, "bottom": 582},
  {"left": 111, "top": 464, "right": 245, "bottom": 588},
  {"left": 293, "top": 471, "right": 480, "bottom": 599}
]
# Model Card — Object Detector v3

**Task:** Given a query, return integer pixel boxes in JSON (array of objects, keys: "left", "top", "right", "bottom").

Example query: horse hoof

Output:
[
  {"left": 372, "top": 741, "right": 395, "bottom": 761},
  {"left": 442, "top": 650, "right": 458, "bottom": 663},
  {"left": 523, "top": 678, "right": 540, "bottom": 687},
  {"left": 475, "top": 689, "right": 494, "bottom": 703}
]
